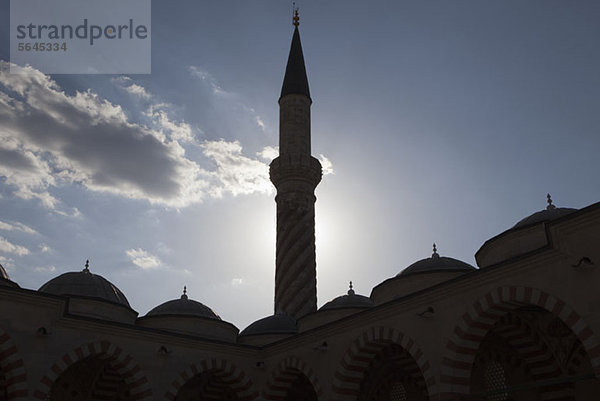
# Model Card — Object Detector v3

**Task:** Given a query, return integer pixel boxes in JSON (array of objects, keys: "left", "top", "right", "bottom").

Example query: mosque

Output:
[{"left": 1, "top": 12, "right": 600, "bottom": 401}]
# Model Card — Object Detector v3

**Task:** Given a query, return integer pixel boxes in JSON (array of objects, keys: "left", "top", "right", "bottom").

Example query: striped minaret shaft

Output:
[{"left": 269, "top": 14, "right": 322, "bottom": 319}]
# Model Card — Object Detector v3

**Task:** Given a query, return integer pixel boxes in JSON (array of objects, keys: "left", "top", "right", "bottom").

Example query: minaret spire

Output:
[
  {"left": 280, "top": 9, "right": 310, "bottom": 101},
  {"left": 270, "top": 15, "right": 322, "bottom": 319}
]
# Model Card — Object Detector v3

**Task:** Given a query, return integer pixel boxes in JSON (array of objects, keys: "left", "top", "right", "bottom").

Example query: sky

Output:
[{"left": 0, "top": 1, "right": 599, "bottom": 330}]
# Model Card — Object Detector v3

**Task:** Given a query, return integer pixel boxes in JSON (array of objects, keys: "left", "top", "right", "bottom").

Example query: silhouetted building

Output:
[{"left": 1, "top": 12, "right": 599, "bottom": 401}]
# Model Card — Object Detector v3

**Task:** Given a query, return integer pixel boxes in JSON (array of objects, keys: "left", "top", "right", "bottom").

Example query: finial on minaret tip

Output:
[
  {"left": 292, "top": 4, "right": 299, "bottom": 27},
  {"left": 546, "top": 193, "right": 556, "bottom": 210},
  {"left": 83, "top": 259, "right": 90, "bottom": 273},
  {"left": 432, "top": 243, "right": 439, "bottom": 258},
  {"left": 181, "top": 285, "right": 188, "bottom": 300},
  {"left": 348, "top": 281, "right": 355, "bottom": 295}
]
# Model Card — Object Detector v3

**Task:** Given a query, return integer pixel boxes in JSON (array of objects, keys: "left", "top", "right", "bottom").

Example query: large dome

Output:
[
  {"left": 513, "top": 195, "right": 577, "bottom": 229},
  {"left": 320, "top": 283, "right": 373, "bottom": 311},
  {"left": 137, "top": 287, "right": 236, "bottom": 341},
  {"left": 146, "top": 287, "right": 220, "bottom": 320},
  {"left": 38, "top": 261, "right": 130, "bottom": 308},
  {"left": 240, "top": 313, "right": 297, "bottom": 336},
  {"left": 399, "top": 245, "right": 475, "bottom": 276}
]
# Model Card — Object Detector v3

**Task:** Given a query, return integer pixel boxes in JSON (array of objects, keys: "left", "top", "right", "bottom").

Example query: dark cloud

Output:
[
  {"left": 0, "top": 148, "right": 36, "bottom": 171},
  {"left": 0, "top": 62, "right": 306, "bottom": 209}
]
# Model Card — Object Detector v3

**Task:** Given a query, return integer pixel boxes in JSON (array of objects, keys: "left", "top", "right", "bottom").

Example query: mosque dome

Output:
[
  {"left": 240, "top": 313, "right": 298, "bottom": 337},
  {"left": 137, "top": 287, "right": 237, "bottom": 342},
  {"left": 399, "top": 244, "right": 476, "bottom": 276},
  {"left": 145, "top": 286, "right": 220, "bottom": 320},
  {"left": 38, "top": 260, "right": 130, "bottom": 307},
  {"left": 371, "top": 245, "right": 476, "bottom": 305},
  {"left": 297, "top": 282, "right": 374, "bottom": 332},
  {"left": 0, "top": 264, "right": 19, "bottom": 288},
  {"left": 476, "top": 194, "right": 579, "bottom": 269},
  {"left": 512, "top": 194, "right": 577, "bottom": 229},
  {"left": 319, "top": 282, "right": 373, "bottom": 311}
]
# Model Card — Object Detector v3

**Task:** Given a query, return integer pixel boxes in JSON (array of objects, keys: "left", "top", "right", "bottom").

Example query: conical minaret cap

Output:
[{"left": 280, "top": 26, "right": 310, "bottom": 100}]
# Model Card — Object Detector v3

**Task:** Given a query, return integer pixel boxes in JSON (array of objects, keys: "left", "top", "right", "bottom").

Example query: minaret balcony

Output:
[{"left": 269, "top": 154, "right": 322, "bottom": 190}]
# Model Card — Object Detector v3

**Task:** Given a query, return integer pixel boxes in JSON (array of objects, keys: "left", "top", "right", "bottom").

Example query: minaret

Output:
[{"left": 270, "top": 10, "right": 322, "bottom": 319}]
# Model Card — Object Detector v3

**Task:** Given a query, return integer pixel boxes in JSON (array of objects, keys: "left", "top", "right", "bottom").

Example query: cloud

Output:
[
  {"left": 126, "top": 248, "right": 161, "bottom": 270},
  {"left": 113, "top": 76, "right": 151, "bottom": 98},
  {"left": 257, "top": 146, "right": 279, "bottom": 162},
  {"left": 0, "top": 62, "right": 333, "bottom": 211},
  {"left": 0, "top": 237, "right": 30, "bottom": 256},
  {"left": 1, "top": 63, "right": 197, "bottom": 208},
  {"left": 255, "top": 116, "right": 266, "bottom": 131},
  {"left": 39, "top": 244, "right": 51, "bottom": 253},
  {"left": 188, "top": 66, "right": 227, "bottom": 96},
  {"left": 0, "top": 62, "right": 282, "bottom": 209},
  {"left": 231, "top": 278, "right": 243, "bottom": 287},
  {"left": 111, "top": 76, "right": 150, "bottom": 98},
  {"left": 125, "top": 83, "right": 152, "bottom": 100},
  {"left": 0, "top": 134, "right": 59, "bottom": 208},
  {"left": 113, "top": 76, "right": 197, "bottom": 143},
  {"left": 319, "top": 154, "right": 334, "bottom": 175},
  {"left": 188, "top": 65, "right": 269, "bottom": 133},
  {"left": 202, "top": 140, "right": 273, "bottom": 197},
  {"left": 34, "top": 265, "right": 57, "bottom": 273},
  {"left": 0, "top": 219, "right": 37, "bottom": 234},
  {"left": 0, "top": 256, "right": 15, "bottom": 270},
  {"left": 146, "top": 105, "right": 195, "bottom": 143}
]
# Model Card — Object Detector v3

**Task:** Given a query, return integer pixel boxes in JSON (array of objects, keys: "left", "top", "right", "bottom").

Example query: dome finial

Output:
[
  {"left": 83, "top": 259, "right": 90, "bottom": 273},
  {"left": 546, "top": 193, "right": 556, "bottom": 210},
  {"left": 181, "top": 285, "right": 188, "bottom": 300},
  {"left": 292, "top": 4, "right": 299, "bottom": 27},
  {"left": 432, "top": 243, "right": 439, "bottom": 258},
  {"left": 348, "top": 281, "right": 355, "bottom": 295}
]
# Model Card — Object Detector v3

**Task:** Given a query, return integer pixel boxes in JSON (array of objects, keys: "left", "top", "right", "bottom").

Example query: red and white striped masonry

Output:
[
  {"left": 331, "top": 326, "right": 435, "bottom": 401},
  {"left": 0, "top": 330, "right": 27, "bottom": 401},
  {"left": 89, "top": 364, "right": 125, "bottom": 401},
  {"left": 263, "top": 356, "right": 323, "bottom": 401},
  {"left": 493, "top": 313, "right": 574, "bottom": 401},
  {"left": 33, "top": 340, "right": 152, "bottom": 401},
  {"left": 439, "top": 286, "right": 600, "bottom": 401},
  {"left": 164, "top": 359, "right": 258, "bottom": 401}
]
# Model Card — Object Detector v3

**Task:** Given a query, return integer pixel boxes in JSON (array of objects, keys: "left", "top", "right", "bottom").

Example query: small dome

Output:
[
  {"left": 513, "top": 207, "right": 577, "bottom": 229},
  {"left": 240, "top": 313, "right": 297, "bottom": 336},
  {"left": 513, "top": 195, "right": 577, "bottom": 229},
  {"left": 320, "top": 282, "right": 374, "bottom": 311},
  {"left": 399, "top": 244, "right": 475, "bottom": 276},
  {"left": 38, "top": 261, "right": 130, "bottom": 308},
  {"left": 146, "top": 287, "right": 220, "bottom": 320},
  {"left": 0, "top": 264, "right": 19, "bottom": 288}
]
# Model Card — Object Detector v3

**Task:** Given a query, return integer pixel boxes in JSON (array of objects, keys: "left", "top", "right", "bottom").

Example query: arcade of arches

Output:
[
  {"left": 2, "top": 237, "right": 600, "bottom": 401},
  {"left": 173, "top": 372, "right": 240, "bottom": 401},
  {"left": 48, "top": 356, "right": 133, "bottom": 401},
  {"left": 3, "top": 290, "right": 593, "bottom": 401},
  {"left": 358, "top": 343, "right": 428, "bottom": 401},
  {"left": 469, "top": 306, "right": 599, "bottom": 400}
]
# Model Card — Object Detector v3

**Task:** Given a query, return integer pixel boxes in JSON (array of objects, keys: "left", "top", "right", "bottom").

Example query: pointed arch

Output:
[
  {"left": 33, "top": 340, "right": 152, "bottom": 401},
  {"left": 164, "top": 359, "right": 258, "bottom": 401},
  {"left": 440, "top": 286, "right": 600, "bottom": 400},
  {"left": 263, "top": 356, "right": 323, "bottom": 401},
  {"left": 0, "top": 330, "right": 27, "bottom": 401},
  {"left": 331, "top": 326, "right": 435, "bottom": 401}
]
